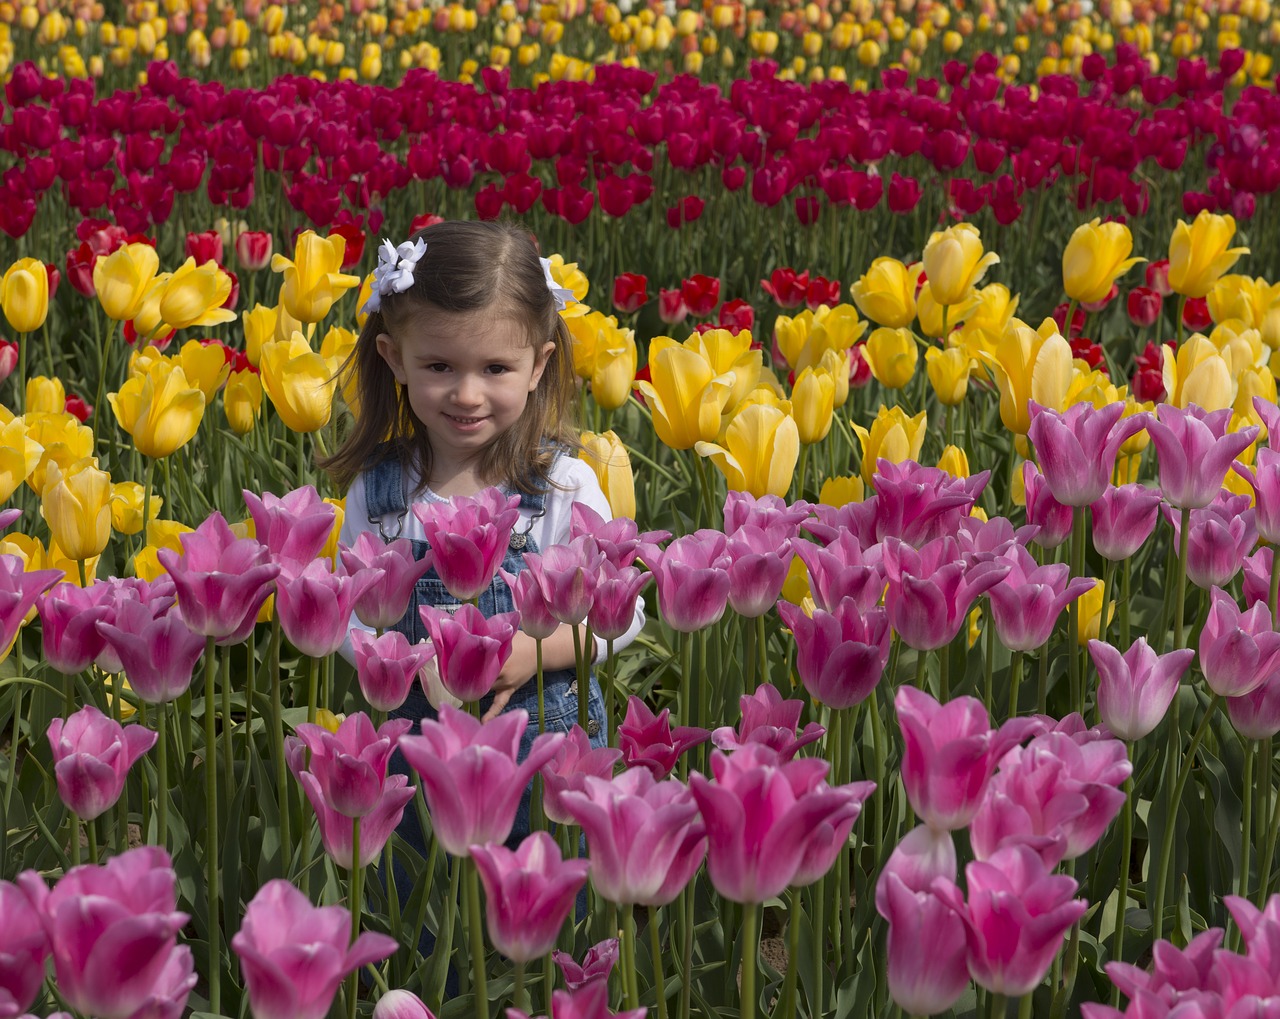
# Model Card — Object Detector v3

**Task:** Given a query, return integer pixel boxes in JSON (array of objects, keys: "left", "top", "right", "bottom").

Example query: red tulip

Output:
[
  {"left": 234, "top": 230, "right": 273, "bottom": 271},
  {"left": 185, "top": 230, "right": 223, "bottom": 264},
  {"left": 1127, "top": 286, "right": 1163, "bottom": 327},
  {"left": 761, "top": 268, "right": 809, "bottom": 309},
  {"left": 680, "top": 274, "right": 720, "bottom": 317},
  {"left": 612, "top": 273, "right": 648, "bottom": 314}
]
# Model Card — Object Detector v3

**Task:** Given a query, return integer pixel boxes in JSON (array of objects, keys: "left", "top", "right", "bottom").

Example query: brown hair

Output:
[{"left": 320, "top": 220, "right": 580, "bottom": 495}]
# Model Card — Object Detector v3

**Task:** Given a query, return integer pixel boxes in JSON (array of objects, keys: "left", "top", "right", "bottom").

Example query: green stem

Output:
[
  {"left": 1259, "top": 761, "right": 1280, "bottom": 902},
  {"left": 87, "top": 818, "right": 99, "bottom": 865},
  {"left": 1111, "top": 773, "right": 1134, "bottom": 1006},
  {"left": 269, "top": 616, "right": 290, "bottom": 876},
  {"left": 1174, "top": 506, "right": 1191, "bottom": 650},
  {"left": 1269, "top": 542, "right": 1280, "bottom": 624},
  {"left": 466, "top": 858, "right": 489, "bottom": 1019},
  {"left": 533, "top": 638, "right": 545, "bottom": 832},
  {"left": 1067, "top": 507, "right": 1085, "bottom": 717},
  {"left": 1241, "top": 742, "right": 1256, "bottom": 903},
  {"left": 348, "top": 817, "right": 363, "bottom": 1019},
  {"left": 679, "top": 877, "right": 695, "bottom": 1019},
  {"left": 755, "top": 613, "right": 768, "bottom": 691},
  {"left": 203, "top": 634, "right": 221, "bottom": 1014},
  {"left": 741, "top": 902, "right": 759, "bottom": 1019},
  {"left": 1098, "top": 560, "right": 1116, "bottom": 647},
  {"left": 307, "top": 654, "right": 320, "bottom": 725},
  {"left": 1008, "top": 650, "right": 1024, "bottom": 719},
  {"left": 572, "top": 625, "right": 589, "bottom": 733},
  {"left": 778, "top": 889, "right": 801, "bottom": 1019},
  {"left": 156, "top": 701, "right": 169, "bottom": 847},
  {"left": 649, "top": 905, "right": 669, "bottom": 1019},
  {"left": 622, "top": 903, "right": 640, "bottom": 1010},
  {"left": 513, "top": 962, "right": 527, "bottom": 1014},
  {"left": 221, "top": 644, "right": 233, "bottom": 814}
]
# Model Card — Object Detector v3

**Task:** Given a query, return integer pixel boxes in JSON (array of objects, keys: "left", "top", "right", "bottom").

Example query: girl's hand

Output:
[{"left": 481, "top": 631, "right": 540, "bottom": 721}]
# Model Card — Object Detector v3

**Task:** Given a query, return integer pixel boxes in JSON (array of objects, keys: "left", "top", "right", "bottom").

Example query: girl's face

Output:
[{"left": 376, "top": 306, "right": 555, "bottom": 478}]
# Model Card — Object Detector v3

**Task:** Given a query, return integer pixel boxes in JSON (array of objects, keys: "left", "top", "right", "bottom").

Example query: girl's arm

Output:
[{"left": 481, "top": 623, "right": 584, "bottom": 721}]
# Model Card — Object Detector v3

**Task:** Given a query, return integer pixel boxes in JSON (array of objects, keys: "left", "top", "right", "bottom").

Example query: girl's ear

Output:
[
  {"left": 375, "top": 333, "right": 407, "bottom": 384},
  {"left": 528, "top": 340, "right": 556, "bottom": 392}
]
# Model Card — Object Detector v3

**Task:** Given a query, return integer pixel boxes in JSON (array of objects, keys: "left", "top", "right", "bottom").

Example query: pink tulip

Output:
[
  {"left": 723, "top": 490, "right": 811, "bottom": 538},
  {"left": 1255, "top": 396, "right": 1280, "bottom": 449},
  {"left": 288, "top": 760, "right": 415, "bottom": 870},
  {"left": 936, "top": 845, "right": 1088, "bottom": 997},
  {"left": 1234, "top": 446, "right": 1280, "bottom": 545},
  {"left": 895, "top": 685, "right": 1040, "bottom": 831},
  {"left": 1146, "top": 404, "right": 1258, "bottom": 510},
  {"left": 412, "top": 487, "right": 521, "bottom": 601},
  {"left": 569, "top": 503, "right": 669, "bottom": 568},
  {"left": 1089, "top": 637, "right": 1195, "bottom": 741},
  {"left": 418, "top": 602, "right": 519, "bottom": 703},
  {"left": 970, "top": 730, "right": 1131, "bottom": 866},
  {"left": 791, "top": 533, "right": 885, "bottom": 613},
  {"left": 711, "top": 683, "right": 825, "bottom": 761},
  {"left": 373, "top": 991, "right": 436, "bottom": 1019},
  {"left": 777, "top": 599, "right": 890, "bottom": 710},
  {"left": 243, "top": 485, "right": 337, "bottom": 570},
  {"left": 955, "top": 515, "right": 1039, "bottom": 557},
  {"left": 616, "top": 695, "right": 710, "bottom": 779},
  {"left": 540, "top": 725, "right": 622, "bottom": 825},
  {"left": 1199, "top": 587, "right": 1280, "bottom": 698},
  {"left": 987, "top": 545, "right": 1096, "bottom": 651},
  {"left": 1243, "top": 546, "right": 1279, "bottom": 623},
  {"left": 804, "top": 499, "right": 879, "bottom": 549},
  {"left": 46, "top": 705, "right": 156, "bottom": 822},
  {"left": 276, "top": 559, "right": 378, "bottom": 658},
  {"left": 1028, "top": 401, "right": 1148, "bottom": 507},
  {"left": 232, "top": 878, "right": 397, "bottom": 1019},
  {"left": 724, "top": 526, "right": 795, "bottom": 617},
  {"left": 1104, "top": 927, "right": 1223, "bottom": 1007},
  {"left": 552, "top": 939, "right": 620, "bottom": 992},
  {"left": 0, "top": 554, "right": 62, "bottom": 661},
  {"left": 642, "top": 529, "right": 733, "bottom": 632},
  {"left": 350, "top": 629, "right": 434, "bottom": 712},
  {"left": 470, "top": 832, "right": 590, "bottom": 963},
  {"left": 90, "top": 577, "right": 175, "bottom": 674},
  {"left": 874, "top": 824, "right": 958, "bottom": 918},
  {"left": 1226, "top": 669, "right": 1280, "bottom": 740},
  {"left": 339, "top": 531, "right": 435, "bottom": 631},
  {"left": 586, "top": 561, "right": 649, "bottom": 642},
  {"left": 688, "top": 744, "right": 874, "bottom": 903},
  {"left": 0, "top": 877, "right": 50, "bottom": 1019},
  {"left": 399, "top": 706, "right": 563, "bottom": 856},
  {"left": 500, "top": 567, "right": 560, "bottom": 640},
  {"left": 522, "top": 536, "right": 604, "bottom": 625},
  {"left": 1090, "top": 484, "right": 1164, "bottom": 562},
  {"left": 1022, "top": 461, "right": 1075, "bottom": 550},
  {"left": 882, "top": 536, "right": 1010, "bottom": 651},
  {"left": 507, "top": 980, "right": 645, "bottom": 1019},
  {"left": 17, "top": 847, "right": 193, "bottom": 1019},
  {"left": 870, "top": 459, "right": 990, "bottom": 544},
  {"left": 1163, "top": 492, "right": 1256, "bottom": 590},
  {"left": 96, "top": 599, "right": 207, "bottom": 705},
  {"left": 156, "top": 513, "right": 279, "bottom": 643},
  {"left": 878, "top": 872, "right": 970, "bottom": 1017},
  {"left": 37, "top": 582, "right": 112, "bottom": 674},
  {"left": 558, "top": 766, "right": 706, "bottom": 906},
  {"left": 288, "top": 713, "right": 410, "bottom": 817}
]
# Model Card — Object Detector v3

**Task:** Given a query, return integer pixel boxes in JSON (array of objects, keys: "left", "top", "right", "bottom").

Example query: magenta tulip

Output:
[
  {"left": 156, "top": 512, "right": 279, "bottom": 643},
  {"left": 1090, "top": 484, "right": 1164, "bottom": 562},
  {"left": 723, "top": 490, "right": 812, "bottom": 538},
  {"left": 232, "top": 879, "right": 397, "bottom": 1019},
  {"left": 340, "top": 531, "right": 434, "bottom": 631},
  {"left": 507, "top": 980, "right": 645, "bottom": 1019},
  {"left": 540, "top": 725, "right": 622, "bottom": 826},
  {"left": 37, "top": 582, "right": 112, "bottom": 674},
  {"left": 470, "top": 832, "right": 590, "bottom": 963},
  {"left": 1089, "top": 637, "right": 1195, "bottom": 741},
  {"left": 288, "top": 761, "right": 415, "bottom": 870},
  {"left": 955, "top": 515, "right": 1040, "bottom": 558},
  {"left": 643, "top": 529, "right": 733, "bottom": 632},
  {"left": 1146, "top": 404, "right": 1258, "bottom": 510},
  {"left": 96, "top": 599, "right": 207, "bottom": 705},
  {"left": 418, "top": 602, "right": 519, "bottom": 703},
  {"left": 558, "top": 766, "right": 706, "bottom": 906},
  {"left": 275, "top": 559, "right": 378, "bottom": 658},
  {"left": 1163, "top": 492, "right": 1256, "bottom": 590},
  {"left": 870, "top": 459, "right": 990, "bottom": 544},
  {"left": 569, "top": 503, "right": 670, "bottom": 568},
  {"left": 879, "top": 872, "right": 970, "bottom": 1017},
  {"left": 616, "top": 695, "right": 710, "bottom": 779},
  {"left": 552, "top": 939, "right": 620, "bottom": 992},
  {"left": 373, "top": 991, "right": 436, "bottom": 1019},
  {"left": 882, "top": 537, "right": 1010, "bottom": 651},
  {"left": 522, "top": 536, "right": 604, "bottom": 625},
  {"left": 711, "top": 683, "right": 825, "bottom": 761},
  {"left": 1028, "top": 401, "right": 1148, "bottom": 507},
  {"left": 0, "top": 554, "right": 62, "bottom": 660},
  {"left": 895, "top": 685, "right": 1040, "bottom": 831},
  {"left": 288, "top": 713, "right": 410, "bottom": 817},
  {"left": 1234, "top": 446, "right": 1280, "bottom": 545},
  {"left": 1022, "top": 461, "right": 1074, "bottom": 550},
  {"left": 243, "top": 485, "right": 337, "bottom": 570},
  {"left": 586, "top": 561, "right": 649, "bottom": 642},
  {"left": 1200, "top": 587, "right": 1280, "bottom": 698},
  {"left": 688, "top": 744, "right": 874, "bottom": 903},
  {"left": 777, "top": 598, "right": 890, "bottom": 709},
  {"left": 90, "top": 577, "right": 175, "bottom": 674},
  {"left": 47, "top": 705, "right": 156, "bottom": 821},
  {"left": 874, "top": 824, "right": 958, "bottom": 917},
  {"left": 412, "top": 487, "right": 521, "bottom": 601},
  {"left": 724, "top": 526, "right": 795, "bottom": 617},
  {"left": 350, "top": 629, "right": 434, "bottom": 712},
  {"left": 1103, "top": 926, "right": 1223, "bottom": 1008},
  {"left": 500, "top": 567, "right": 560, "bottom": 641},
  {"left": 0, "top": 877, "right": 50, "bottom": 1019},
  {"left": 987, "top": 545, "right": 1096, "bottom": 651},
  {"left": 1226, "top": 670, "right": 1280, "bottom": 740},
  {"left": 399, "top": 707, "right": 563, "bottom": 856},
  {"left": 17, "top": 847, "right": 193, "bottom": 1019},
  {"left": 791, "top": 533, "right": 885, "bottom": 613}
]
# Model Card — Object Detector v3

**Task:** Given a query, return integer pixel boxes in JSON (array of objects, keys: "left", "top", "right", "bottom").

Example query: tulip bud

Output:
[
  {"left": 42, "top": 458, "right": 112, "bottom": 563},
  {"left": 1, "top": 258, "right": 50, "bottom": 333},
  {"left": 580, "top": 430, "right": 636, "bottom": 519}
]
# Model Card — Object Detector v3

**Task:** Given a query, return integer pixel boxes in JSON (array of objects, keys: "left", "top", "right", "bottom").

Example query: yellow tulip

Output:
[
  {"left": 1208, "top": 320, "right": 1267, "bottom": 375},
  {"left": 921, "top": 223, "right": 1000, "bottom": 306},
  {"left": 1065, "top": 368, "right": 1124, "bottom": 410},
  {"left": 579, "top": 429, "right": 636, "bottom": 519},
  {"left": 0, "top": 417, "right": 42, "bottom": 502},
  {"left": 635, "top": 341, "right": 736, "bottom": 450},
  {"left": 544, "top": 253, "right": 589, "bottom": 303},
  {"left": 93, "top": 243, "right": 161, "bottom": 321},
  {"left": 1061, "top": 219, "right": 1144, "bottom": 304},
  {"left": 985, "top": 319, "right": 1074, "bottom": 434},
  {"left": 320, "top": 325, "right": 358, "bottom": 364},
  {"left": 259, "top": 334, "right": 338, "bottom": 433},
  {"left": 320, "top": 498, "right": 346, "bottom": 565},
  {"left": 938, "top": 445, "right": 970, "bottom": 478},
  {"left": 780, "top": 555, "right": 813, "bottom": 606},
  {"left": 270, "top": 231, "right": 361, "bottom": 323},
  {"left": 176, "top": 339, "right": 231, "bottom": 401},
  {"left": 224, "top": 368, "right": 263, "bottom": 435},
  {"left": 591, "top": 327, "right": 638, "bottom": 412},
  {"left": 817, "top": 348, "right": 851, "bottom": 409},
  {"left": 130, "top": 273, "right": 173, "bottom": 341},
  {"left": 0, "top": 258, "right": 49, "bottom": 332},
  {"left": 24, "top": 413, "right": 95, "bottom": 495},
  {"left": 687, "top": 328, "right": 762, "bottom": 414},
  {"left": 4, "top": 533, "right": 96, "bottom": 589},
  {"left": 1235, "top": 364, "right": 1277, "bottom": 427},
  {"left": 110, "top": 481, "right": 161, "bottom": 535},
  {"left": 242, "top": 302, "right": 298, "bottom": 367},
  {"left": 108, "top": 360, "right": 207, "bottom": 459},
  {"left": 1207, "top": 275, "right": 1280, "bottom": 330},
  {"left": 355, "top": 273, "right": 376, "bottom": 330},
  {"left": 1161, "top": 334, "right": 1234, "bottom": 412},
  {"left": 818, "top": 474, "right": 865, "bottom": 506},
  {"left": 917, "top": 281, "right": 983, "bottom": 338},
  {"left": 791, "top": 364, "right": 837, "bottom": 444},
  {"left": 1167, "top": 211, "right": 1250, "bottom": 299},
  {"left": 849, "top": 257, "right": 922, "bottom": 328},
  {"left": 925, "top": 346, "right": 972, "bottom": 405},
  {"left": 695, "top": 402, "right": 800, "bottom": 498},
  {"left": 158, "top": 258, "right": 237, "bottom": 331},
  {"left": 852, "top": 405, "right": 928, "bottom": 487},
  {"left": 26, "top": 375, "right": 65, "bottom": 414},
  {"left": 864, "top": 327, "right": 918, "bottom": 389},
  {"left": 42, "top": 457, "right": 112, "bottom": 563},
  {"left": 1075, "top": 578, "right": 1114, "bottom": 645},
  {"left": 775, "top": 305, "right": 867, "bottom": 375}
]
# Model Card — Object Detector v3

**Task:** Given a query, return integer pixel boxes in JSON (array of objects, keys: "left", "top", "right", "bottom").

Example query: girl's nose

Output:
[{"left": 452, "top": 373, "right": 482, "bottom": 406}]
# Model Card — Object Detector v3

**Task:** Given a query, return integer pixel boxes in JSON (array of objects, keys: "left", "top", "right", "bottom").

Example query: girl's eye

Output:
[
  {"left": 486, "top": 365, "right": 510, "bottom": 375},
  {"left": 427, "top": 363, "right": 450, "bottom": 373}
]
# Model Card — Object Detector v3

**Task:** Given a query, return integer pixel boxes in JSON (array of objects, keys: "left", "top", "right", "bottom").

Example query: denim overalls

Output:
[{"left": 362, "top": 452, "right": 609, "bottom": 861}]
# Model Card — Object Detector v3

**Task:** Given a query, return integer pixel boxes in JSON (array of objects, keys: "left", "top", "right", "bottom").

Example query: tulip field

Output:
[{"left": 8, "top": 0, "right": 1280, "bottom": 1018}]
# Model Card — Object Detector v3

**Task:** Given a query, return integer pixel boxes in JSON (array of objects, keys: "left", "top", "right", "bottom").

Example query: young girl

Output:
[{"left": 328, "top": 220, "right": 643, "bottom": 849}]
